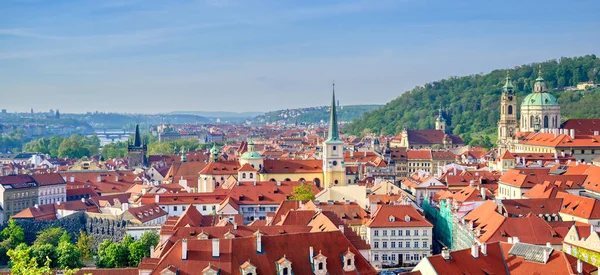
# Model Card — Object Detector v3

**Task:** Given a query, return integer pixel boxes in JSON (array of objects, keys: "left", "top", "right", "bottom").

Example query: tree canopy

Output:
[{"left": 290, "top": 183, "right": 316, "bottom": 201}]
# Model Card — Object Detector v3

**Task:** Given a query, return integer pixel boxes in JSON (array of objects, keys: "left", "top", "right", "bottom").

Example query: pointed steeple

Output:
[
  {"left": 181, "top": 146, "right": 187, "bottom": 162},
  {"left": 134, "top": 124, "right": 142, "bottom": 147},
  {"left": 326, "top": 82, "right": 340, "bottom": 142},
  {"left": 536, "top": 64, "right": 544, "bottom": 81},
  {"left": 503, "top": 71, "right": 514, "bottom": 92},
  {"left": 534, "top": 64, "right": 547, "bottom": 93}
]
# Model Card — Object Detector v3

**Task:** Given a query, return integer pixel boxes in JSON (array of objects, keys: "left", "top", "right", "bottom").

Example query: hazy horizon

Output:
[{"left": 2, "top": 0, "right": 600, "bottom": 113}]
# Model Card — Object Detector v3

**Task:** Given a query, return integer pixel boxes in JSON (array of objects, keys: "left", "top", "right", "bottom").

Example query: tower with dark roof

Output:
[
  {"left": 497, "top": 71, "right": 519, "bottom": 154},
  {"left": 322, "top": 83, "right": 346, "bottom": 188},
  {"left": 127, "top": 124, "right": 147, "bottom": 168}
]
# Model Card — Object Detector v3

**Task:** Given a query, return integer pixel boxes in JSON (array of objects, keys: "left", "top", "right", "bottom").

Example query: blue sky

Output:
[{"left": 1, "top": 0, "right": 599, "bottom": 113}]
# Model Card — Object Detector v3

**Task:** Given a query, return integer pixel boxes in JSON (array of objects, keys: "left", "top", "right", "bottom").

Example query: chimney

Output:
[
  {"left": 150, "top": 245, "right": 155, "bottom": 258},
  {"left": 62, "top": 176, "right": 67, "bottom": 182},
  {"left": 121, "top": 203, "right": 129, "bottom": 211},
  {"left": 570, "top": 129, "right": 575, "bottom": 139},
  {"left": 507, "top": 237, "right": 512, "bottom": 244},
  {"left": 115, "top": 175, "right": 119, "bottom": 182},
  {"left": 309, "top": 247, "right": 314, "bottom": 263},
  {"left": 338, "top": 225, "right": 345, "bottom": 233},
  {"left": 233, "top": 222, "right": 238, "bottom": 230},
  {"left": 594, "top": 131, "right": 599, "bottom": 136},
  {"left": 546, "top": 242, "right": 552, "bottom": 248},
  {"left": 256, "top": 233, "right": 262, "bottom": 253},
  {"left": 70, "top": 176, "right": 74, "bottom": 183},
  {"left": 212, "top": 238, "right": 220, "bottom": 257},
  {"left": 266, "top": 215, "right": 273, "bottom": 225},
  {"left": 480, "top": 242, "right": 487, "bottom": 256},
  {"left": 577, "top": 259, "right": 583, "bottom": 274},
  {"left": 513, "top": 237, "right": 519, "bottom": 244},
  {"left": 34, "top": 204, "right": 39, "bottom": 209},
  {"left": 543, "top": 248, "right": 549, "bottom": 263},
  {"left": 155, "top": 194, "right": 160, "bottom": 203},
  {"left": 480, "top": 187, "right": 486, "bottom": 200},
  {"left": 370, "top": 202, "right": 378, "bottom": 214},
  {"left": 181, "top": 238, "right": 188, "bottom": 260},
  {"left": 441, "top": 247, "right": 451, "bottom": 261},
  {"left": 471, "top": 243, "right": 479, "bottom": 258},
  {"left": 81, "top": 198, "right": 85, "bottom": 203},
  {"left": 97, "top": 175, "right": 101, "bottom": 182},
  {"left": 276, "top": 181, "right": 281, "bottom": 186}
]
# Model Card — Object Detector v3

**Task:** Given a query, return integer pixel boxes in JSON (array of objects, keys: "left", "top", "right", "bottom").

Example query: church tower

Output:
[
  {"left": 435, "top": 108, "right": 446, "bottom": 133},
  {"left": 322, "top": 83, "right": 346, "bottom": 188},
  {"left": 520, "top": 65, "right": 560, "bottom": 132},
  {"left": 127, "top": 124, "right": 147, "bottom": 168},
  {"left": 497, "top": 72, "right": 518, "bottom": 154}
]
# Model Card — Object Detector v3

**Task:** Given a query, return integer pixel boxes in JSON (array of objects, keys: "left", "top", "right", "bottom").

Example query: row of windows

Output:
[
  {"left": 373, "top": 241, "right": 428, "bottom": 249},
  {"left": 374, "top": 229, "right": 428, "bottom": 237},
  {"left": 40, "top": 188, "right": 65, "bottom": 196},
  {"left": 245, "top": 207, "right": 278, "bottom": 212},
  {"left": 373, "top": 253, "right": 427, "bottom": 262}
]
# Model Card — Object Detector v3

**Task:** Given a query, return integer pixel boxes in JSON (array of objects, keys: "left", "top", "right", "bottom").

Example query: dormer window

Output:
[
  {"left": 240, "top": 260, "right": 257, "bottom": 275},
  {"left": 277, "top": 256, "right": 292, "bottom": 275},
  {"left": 389, "top": 215, "right": 395, "bottom": 222},
  {"left": 404, "top": 215, "right": 411, "bottom": 222},
  {"left": 342, "top": 249, "right": 356, "bottom": 272},
  {"left": 313, "top": 252, "right": 328, "bottom": 275}
]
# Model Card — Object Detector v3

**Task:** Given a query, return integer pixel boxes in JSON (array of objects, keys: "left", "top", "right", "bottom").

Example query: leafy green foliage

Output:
[
  {"left": 290, "top": 183, "right": 316, "bottom": 200},
  {"left": 22, "top": 134, "right": 101, "bottom": 158},
  {"left": 96, "top": 232, "right": 159, "bottom": 268},
  {"left": 100, "top": 141, "right": 128, "bottom": 159},
  {"left": 7, "top": 243, "right": 52, "bottom": 275},
  {"left": 57, "top": 241, "right": 83, "bottom": 269},
  {"left": 346, "top": 55, "right": 600, "bottom": 137},
  {"left": 31, "top": 244, "right": 58, "bottom": 268},
  {"left": 0, "top": 219, "right": 26, "bottom": 265},
  {"left": 34, "top": 227, "right": 65, "bottom": 247},
  {"left": 76, "top": 230, "right": 93, "bottom": 262},
  {"left": 257, "top": 105, "right": 381, "bottom": 124}
]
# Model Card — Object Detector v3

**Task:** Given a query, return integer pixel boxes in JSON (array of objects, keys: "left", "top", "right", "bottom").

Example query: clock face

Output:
[{"left": 332, "top": 161, "right": 338, "bottom": 166}]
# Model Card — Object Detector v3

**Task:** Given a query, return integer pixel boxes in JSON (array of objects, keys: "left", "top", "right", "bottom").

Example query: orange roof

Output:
[
  {"left": 557, "top": 191, "right": 600, "bottom": 219},
  {"left": 365, "top": 204, "right": 432, "bottom": 228}
]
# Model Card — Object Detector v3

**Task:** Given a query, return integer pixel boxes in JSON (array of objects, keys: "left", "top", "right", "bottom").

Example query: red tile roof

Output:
[{"left": 365, "top": 204, "right": 432, "bottom": 228}]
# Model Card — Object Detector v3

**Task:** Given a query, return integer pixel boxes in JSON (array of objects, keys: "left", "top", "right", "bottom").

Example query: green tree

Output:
[
  {"left": 8, "top": 243, "right": 52, "bottom": 275},
  {"left": 31, "top": 244, "right": 58, "bottom": 268},
  {"left": 34, "top": 227, "right": 65, "bottom": 247},
  {"left": 139, "top": 231, "right": 159, "bottom": 258},
  {"left": 1, "top": 219, "right": 25, "bottom": 245},
  {"left": 57, "top": 241, "right": 83, "bottom": 269},
  {"left": 128, "top": 241, "right": 145, "bottom": 267},
  {"left": 96, "top": 239, "right": 128, "bottom": 268},
  {"left": 290, "top": 183, "right": 316, "bottom": 200},
  {"left": 76, "top": 230, "right": 93, "bottom": 262}
]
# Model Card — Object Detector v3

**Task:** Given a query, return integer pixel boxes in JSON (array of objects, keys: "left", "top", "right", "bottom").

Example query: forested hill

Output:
[
  {"left": 256, "top": 105, "right": 381, "bottom": 124},
  {"left": 345, "top": 55, "right": 600, "bottom": 138}
]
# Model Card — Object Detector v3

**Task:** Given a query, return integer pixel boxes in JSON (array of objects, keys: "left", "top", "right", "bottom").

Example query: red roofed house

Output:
[
  {"left": 563, "top": 222, "right": 600, "bottom": 265},
  {"left": 365, "top": 204, "right": 433, "bottom": 268}
]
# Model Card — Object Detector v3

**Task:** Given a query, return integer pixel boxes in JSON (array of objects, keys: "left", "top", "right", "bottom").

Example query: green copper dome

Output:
[
  {"left": 240, "top": 151, "right": 263, "bottom": 159},
  {"left": 522, "top": 92, "right": 558, "bottom": 106},
  {"left": 210, "top": 144, "right": 219, "bottom": 154}
]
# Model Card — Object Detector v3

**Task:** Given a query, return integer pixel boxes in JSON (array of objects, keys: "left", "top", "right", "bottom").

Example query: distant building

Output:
[{"left": 128, "top": 125, "right": 147, "bottom": 168}]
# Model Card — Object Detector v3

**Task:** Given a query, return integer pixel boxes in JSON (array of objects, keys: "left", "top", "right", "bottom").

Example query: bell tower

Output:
[
  {"left": 435, "top": 107, "right": 446, "bottom": 133},
  {"left": 322, "top": 83, "right": 346, "bottom": 188},
  {"left": 497, "top": 72, "right": 518, "bottom": 153}
]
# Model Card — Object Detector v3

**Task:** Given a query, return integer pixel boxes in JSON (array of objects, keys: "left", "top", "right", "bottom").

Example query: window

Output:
[
  {"left": 423, "top": 230, "right": 428, "bottom": 236},
  {"left": 423, "top": 254, "right": 427, "bottom": 259},
  {"left": 374, "top": 230, "right": 379, "bottom": 236},
  {"left": 270, "top": 207, "right": 277, "bottom": 211},
  {"left": 212, "top": 205, "right": 216, "bottom": 210},
  {"left": 406, "top": 230, "right": 410, "bottom": 236},
  {"left": 391, "top": 230, "right": 395, "bottom": 236},
  {"left": 202, "top": 205, "right": 207, "bottom": 211},
  {"left": 347, "top": 259, "right": 351, "bottom": 266},
  {"left": 414, "top": 230, "right": 419, "bottom": 236},
  {"left": 423, "top": 241, "right": 428, "bottom": 248},
  {"left": 405, "top": 254, "right": 410, "bottom": 260},
  {"left": 259, "top": 207, "right": 266, "bottom": 211},
  {"left": 414, "top": 241, "right": 419, "bottom": 248},
  {"left": 318, "top": 262, "right": 324, "bottom": 270},
  {"left": 406, "top": 242, "right": 410, "bottom": 248},
  {"left": 374, "top": 254, "right": 379, "bottom": 261},
  {"left": 173, "top": 206, "right": 178, "bottom": 211},
  {"left": 249, "top": 173, "right": 253, "bottom": 179},
  {"left": 383, "top": 230, "right": 387, "bottom": 236},
  {"left": 374, "top": 242, "right": 379, "bottom": 248},
  {"left": 383, "top": 242, "right": 387, "bottom": 248},
  {"left": 242, "top": 173, "right": 246, "bottom": 179},
  {"left": 248, "top": 207, "right": 254, "bottom": 211},
  {"left": 398, "top": 230, "right": 403, "bottom": 236},
  {"left": 333, "top": 146, "right": 337, "bottom": 151},
  {"left": 391, "top": 242, "right": 396, "bottom": 248},
  {"left": 391, "top": 254, "right": 396, "bottom": 261},
  {"left": 182, "top": 206, "right": 186, "bottom": 211},
  {"left": 283, "top": 267, "right": 289, "bottom": 275},
  {"left": 382, "top": 254, "right": 388, "bottom": 261},
  {"left": 398, "top": 242, "right": 402, "bottom": 248}
]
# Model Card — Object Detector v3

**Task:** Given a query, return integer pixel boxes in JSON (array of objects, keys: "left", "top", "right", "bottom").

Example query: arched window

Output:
[
  {"left": 530, "top": 116, "right": 534, "bottom": 128},
  {"left": 284, "top": 178, "right": 291, "bottom": 182},
  {"left": 299, "top": 178, "right": 305, "bottom": 182},
  {"left": 508, "top": 105, "right": 513, "bottom": 115},
  {"left": 318, "top": 262, "right": 324, "bottom": 270},
  {"left": 283, "top": 268, "right": 289, "bottom": 275},
  {"left": 334, "top": 180, "right": 339, "bottom": 184},
  {"left": 242, "top": 173, "right": 246, "bottom": 179},
  {"left": 314, "top": 178, "right": 321, "bottom": 188},
  {"left": 270, "top": 178, "right": 276, "bottom": 182},
  {"left": 544, "top": 115, "right": 549, "bottom": 128},
  {"left": 249, "top": 173, "right": 253, "bottom": 179}
]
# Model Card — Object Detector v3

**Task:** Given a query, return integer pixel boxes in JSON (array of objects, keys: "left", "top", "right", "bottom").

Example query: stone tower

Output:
[
  {"left": 435, "top": 108, "right": 446, "bottom": 133},
  {"left": 497, "top": 72, "right": 518, "bottom": 153},
  {"left": 322, "top": 83, "right": 346, "bottom": 188},
  {"left": 127, "top": 124, "right": 147, "bottom": 168}
]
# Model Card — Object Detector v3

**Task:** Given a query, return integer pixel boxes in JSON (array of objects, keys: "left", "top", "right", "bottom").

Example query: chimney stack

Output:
[
  {"left": 577, "top": 259, "right": 583, "bottom": 274},
  {"left": 70, "top": 176, "right": 74, "bottom": 183},
  {"left": 256, "top": 233, "right": 262, "bottom": 253},
  {"left": 309, "top": 246, "right": 314, "bottom": 263},
  {"left": 441, "top": 247, "right": 451, "bottom": 261},
  {"left": 513, "top": 237, "right": 519, "bottom": 244},
  {"left": 480, "top": 187, "right": 486, "bottom": 200},
  {"left": 471, "top": 243, "right": 479, "bottom": 258},
  {"left": 480, "top": 242, "right": 487, "bottom": 256},
  {"left": 543, "top": 248, "right": 549, "bottom": 263},
  {"left": 150, "top": 245, "right": 155, "bottom": 258},
  {"left": 212, "top": 238, "right": 220, "bottom": 258},
  {"left": 97, "top": 175, "right": 102, "bottom": 182},
  {"left": 338, "top": 225, "right": 345, "bottom": 233},
  {"left": 62, "top": 176, "right": 67, "bottom": 182},
  {"left": 182, "top": 238, "right": 188, "bottom": 260},
  {"left": 155, "top": 194, "right": 160, "bottom": 203},
  {"left": 570, "top": 129, "right": 575, "bottom": 139}
]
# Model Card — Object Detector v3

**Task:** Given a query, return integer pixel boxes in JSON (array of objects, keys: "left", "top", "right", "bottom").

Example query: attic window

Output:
[
  {"left": 404, "top": 215, "right": 411, "bottom": 222},
  {"left": 389, "top": 215, "right": 395, "bottom": 222}
]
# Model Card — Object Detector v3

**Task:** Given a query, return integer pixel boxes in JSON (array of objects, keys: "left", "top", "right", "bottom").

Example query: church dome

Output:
[
  {"left": 240, "top": 151, "right": 263, "bottom": 159},
  {"left": 521, "top": 92, "right": 558, "bottom": 106}
]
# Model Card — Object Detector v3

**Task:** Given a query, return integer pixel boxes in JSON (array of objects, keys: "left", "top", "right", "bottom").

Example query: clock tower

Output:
[
  {"left": 322, "top": 83, "right": 346, "bottom": 188},
  {"left": 497, "top": 72, "right": 518, "bottom": 154}
]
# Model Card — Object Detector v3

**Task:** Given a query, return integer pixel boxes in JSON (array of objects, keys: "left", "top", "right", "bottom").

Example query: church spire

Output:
[
  {"left": 503, "top": 71, "right": 514, "bottom": 92},
  {"left": 133, "top": 124, "right": 141, "bottom": 147},
  {"left": 326, "top": 82, "right": 339, "bottom": 142}
]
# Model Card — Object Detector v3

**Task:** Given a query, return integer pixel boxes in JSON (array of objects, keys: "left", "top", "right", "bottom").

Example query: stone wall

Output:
[
  {"left": 10, "top": 212, "right": 86, "bottom": 244},
  {"left": 85, "top": 213, "right": 129, "bottom": 248}
]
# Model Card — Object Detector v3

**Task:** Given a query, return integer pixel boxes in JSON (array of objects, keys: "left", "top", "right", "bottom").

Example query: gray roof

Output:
[{"left": 508, "top": 242, "right": 553, "bottom": 264}]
